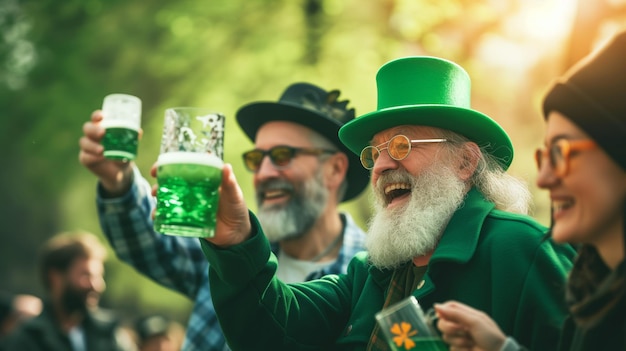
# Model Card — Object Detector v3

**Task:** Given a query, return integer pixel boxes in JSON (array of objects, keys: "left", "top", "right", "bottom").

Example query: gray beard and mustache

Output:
[
  {"left": 256, "top": 169, "right": 328, "bottom": 242},
  {"left": 366, "top": 165, "right": 466, "bottom": 270}
]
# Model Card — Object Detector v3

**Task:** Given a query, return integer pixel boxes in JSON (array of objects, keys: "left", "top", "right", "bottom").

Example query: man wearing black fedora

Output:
[
  {"left": 236, "top": 83, "right": 369, "bottom": 281},
  {"left": 78, "top": 83, "right": 369, "bottom": 350},
  {"left": 200, "top": 56, "right": 576, "bottom": 350}
]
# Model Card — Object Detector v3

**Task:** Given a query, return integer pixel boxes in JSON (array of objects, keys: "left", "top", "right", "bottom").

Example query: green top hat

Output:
[
  {"left": 236, "top": 82, "right": 370, "bottom": 202},
  {"left": 339, "top": 56, "right": 513, "bottom": 170}
]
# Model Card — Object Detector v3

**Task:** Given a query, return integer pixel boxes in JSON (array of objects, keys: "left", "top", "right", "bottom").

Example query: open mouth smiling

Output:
[
  {"left": 551, "top": 198, "right": 574, "bottom": 218},
  {"left": 384, "top": 183, "right": 411, "bottom": 204},
  {"left": 263, "top": 188, "right": 291, "bottom": 201}
]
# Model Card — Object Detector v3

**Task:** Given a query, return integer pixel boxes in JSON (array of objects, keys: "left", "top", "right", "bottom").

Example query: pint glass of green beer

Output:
[
  {"left": 101, "top": 94, "right": 142, "bottom": 161},
  {"left": 154, "top": 107, "right": 225, "bottom": 238},
  {"left": 375, "top": 296, "right": 447, "bottom": 351}
]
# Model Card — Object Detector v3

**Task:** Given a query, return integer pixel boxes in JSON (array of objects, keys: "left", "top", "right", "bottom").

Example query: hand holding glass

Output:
[
  {"left": 154, "top": 108, "right": 225, "bottom": 238},
  {"left": 375, "top": 296, "right": 446, "bottom": 351},
  {"left": 101, "top": 94, "right": 142, "bottom": 161}
]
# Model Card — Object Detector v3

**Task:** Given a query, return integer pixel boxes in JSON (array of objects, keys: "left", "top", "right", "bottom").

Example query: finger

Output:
[
  {"left": 439, "top": 323, "right": 470, "bottom": 343},
  {"left": 78, "top": 136, "right": 104, "bottom": 156},
  {"left": 437, "top": 318, "right": 464, "bottom": 335},
  {"left": 219, "top": 164, "right": 245, "bottom": 204},
  {"left": 151, "top": 183, "right": 158, "bottom": 198},
  {"left": 150, "top": 163, "right": 158, "bottom": 179},
  {"left": 83, "top": 119, "right": 105, "bottom": 141},
  {"left": 216, "top": 164, "right": 248, "bottom": 228},
  {"left": 78, "top": 149, "right": 105, "bottom": 168},
  {"left": 442, "top": 330, "right": 473, "bottom": 346},
  {"left": 437, "top": 317, "right": 475, "bottom": 348},
  {"left": 91, "top": 109, "right": 104, "bottom": 122},
  {"left": 435, "top": 301, "right": 480, "bottom": 326}
]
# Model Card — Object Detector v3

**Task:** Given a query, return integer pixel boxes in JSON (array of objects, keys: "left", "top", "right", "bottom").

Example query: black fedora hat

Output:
[{"left": 236, "top": 82, "right": 370, "bottom": 202}]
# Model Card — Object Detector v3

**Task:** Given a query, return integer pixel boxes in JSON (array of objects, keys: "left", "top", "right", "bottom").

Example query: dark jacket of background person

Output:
[
  {"left": 557, "top": 287, "right": 626, "bottom": 350},
  {"left": 0, "top": 291, "right": 42, "bottom": 351},
  {"left": 4, "top": 301, "right": 133, "bottom": 351},
  {"left": 3, "top": 232, "right": 136, "bottom": 351}
]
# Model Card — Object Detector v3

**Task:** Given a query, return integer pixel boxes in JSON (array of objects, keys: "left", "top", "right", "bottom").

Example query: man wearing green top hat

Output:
[{"left": 200, "top": 56, "right": 576, "bottom": 351}]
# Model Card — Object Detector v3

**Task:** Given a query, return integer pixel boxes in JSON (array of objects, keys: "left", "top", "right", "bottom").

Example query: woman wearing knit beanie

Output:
[{"left": 433, "top": 30, "right": 626, "bottom": 351}]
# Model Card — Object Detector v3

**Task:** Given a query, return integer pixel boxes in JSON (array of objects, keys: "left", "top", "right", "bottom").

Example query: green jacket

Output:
[{"left": 202, "top": 189, "right": 576, "bottom": 351}]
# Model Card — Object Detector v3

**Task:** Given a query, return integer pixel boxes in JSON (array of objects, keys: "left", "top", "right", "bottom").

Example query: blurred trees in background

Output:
[{"left": 1, "top": 0, "right": 625, "bottom": 325}]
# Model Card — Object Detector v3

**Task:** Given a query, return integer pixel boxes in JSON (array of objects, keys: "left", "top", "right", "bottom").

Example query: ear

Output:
[
  {"left": 325, "top": 152, "right": 349, "bottom": 190},
  {"left": 457, "top": 142, "right": 480, "bottom": 181}
]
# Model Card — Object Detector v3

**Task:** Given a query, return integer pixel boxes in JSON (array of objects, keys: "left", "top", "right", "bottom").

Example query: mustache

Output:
[
  {"left": 375, "top": 170, "right": 414, "bottom": 188},
  {"left": 373, "top": 169, "right": 414, "bottom": 202},
  {"left": 256, "top": 178, "right": 294, "bottom": 194}
]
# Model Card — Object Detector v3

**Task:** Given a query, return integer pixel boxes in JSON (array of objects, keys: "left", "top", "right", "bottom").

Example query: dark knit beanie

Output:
[{"left": 543, "top": 30, "right": 626, "bottom": 171}]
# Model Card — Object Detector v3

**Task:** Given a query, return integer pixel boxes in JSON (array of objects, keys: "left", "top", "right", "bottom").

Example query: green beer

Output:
[
  {"left": 154, "top": 152, "right": 223, "bottom": 237},
  {"left": 102, "top": 120, "right": 140, "bottom": 161}
]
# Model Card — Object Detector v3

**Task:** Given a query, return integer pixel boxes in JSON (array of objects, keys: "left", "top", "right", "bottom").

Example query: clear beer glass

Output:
[
  {"left": 375, "top": 296, "right": 446, "bottom": 351},
  {"left": 101, "top": 93, "right": 142, "bottom": 161},
  {"left": 153, "top": 107, "right": 225, "bottom": 238}
]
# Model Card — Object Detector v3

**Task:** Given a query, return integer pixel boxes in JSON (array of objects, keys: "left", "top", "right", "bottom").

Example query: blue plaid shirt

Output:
[{"left": 96, "top": 167, "right": 367, "bottom": 351}]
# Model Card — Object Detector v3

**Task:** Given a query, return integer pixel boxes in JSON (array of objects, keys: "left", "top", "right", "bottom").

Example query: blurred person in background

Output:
[
  {"left": 78, "top": 82, "right": 370, "bottom": 350},
  {"left": 0, "top": 291, "right": 42, "bottom": 350},
  {"left": 4, "top": 231, "right": 135, "bottom": 351},
  {"left": 435, "top": 30, "right": 626, "bottom": 351},
  {"left": 134, "top": 315, "right": 184, "bottom": 351}
]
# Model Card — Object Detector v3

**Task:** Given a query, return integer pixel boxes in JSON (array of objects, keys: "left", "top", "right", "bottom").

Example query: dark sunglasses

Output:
[
  {"left": 535, "top": 139, "right": 597, "bottom": 177},
  {"left": 242, "top": 145, "right": 337, "bottom": 172}
]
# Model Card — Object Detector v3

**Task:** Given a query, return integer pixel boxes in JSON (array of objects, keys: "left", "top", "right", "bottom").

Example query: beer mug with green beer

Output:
[
  {"left": 375, "top": 296, "right": 446, "bottom": 351},
  {"left": 101, "top": 94, "right": 142, "bottom": 161},
  {"left": 154, "top": 107, "right": 225, "bottom": 238}
]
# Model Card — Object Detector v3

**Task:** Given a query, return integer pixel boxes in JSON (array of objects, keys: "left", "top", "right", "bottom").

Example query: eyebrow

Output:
[{"left": 368, "top": 127, "right": 418, "bottom": 145}]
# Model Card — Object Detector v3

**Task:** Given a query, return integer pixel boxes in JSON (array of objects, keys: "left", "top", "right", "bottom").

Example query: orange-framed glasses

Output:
[{"left": 535, "top": 139, "right": 597, "bottom": 177}]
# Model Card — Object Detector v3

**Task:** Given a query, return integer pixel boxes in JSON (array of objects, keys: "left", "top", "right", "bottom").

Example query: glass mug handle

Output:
[{"left": 423, "top": 307, "right": 440, "bottom": 336}]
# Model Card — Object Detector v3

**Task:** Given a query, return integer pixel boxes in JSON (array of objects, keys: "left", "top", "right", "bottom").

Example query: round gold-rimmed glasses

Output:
[{"left": 360, "top": 135, "right": 447, "bottom": 170}]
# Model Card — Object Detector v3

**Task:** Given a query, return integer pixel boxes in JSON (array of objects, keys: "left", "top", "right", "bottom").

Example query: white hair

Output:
[{"left": 438, "top": 129, "right": 532, "bottom": 215}]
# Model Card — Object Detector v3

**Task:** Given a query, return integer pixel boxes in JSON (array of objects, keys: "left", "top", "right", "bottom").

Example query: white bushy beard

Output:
[
  {"left": 256, "top": 169, "right": 328, "bottom": 242},
  {"left": 366, "top": 164, "right": 467, "bottom": 270}
]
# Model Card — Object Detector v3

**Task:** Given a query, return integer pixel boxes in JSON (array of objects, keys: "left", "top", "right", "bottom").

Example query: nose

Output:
[
  {"left": 254, "top": 155, "right": 281, "bottom": 180},
  {"left": 535, "top": 156, "right": 559, "bottom": 189},
  {"left": 79, "top": 273, "right": 105, "bottom": 294},
  {"left": 371, "top": 149, "right": 399, "bottom": 180},
  {"left": 88, "top": 275, "right": 106, "bottom": 293},
  {"left": 94, "top": 277, "right": 106, "bottom": 293}
]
